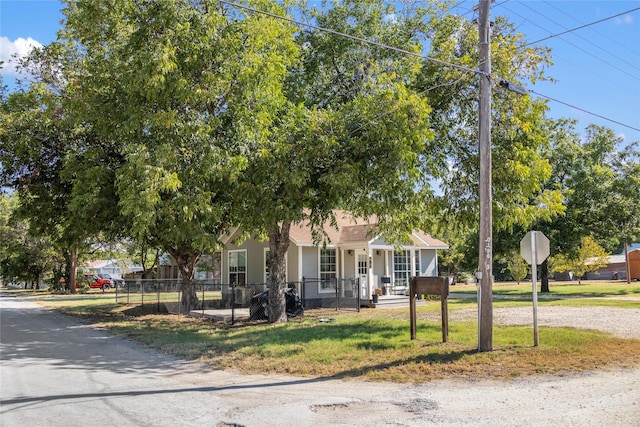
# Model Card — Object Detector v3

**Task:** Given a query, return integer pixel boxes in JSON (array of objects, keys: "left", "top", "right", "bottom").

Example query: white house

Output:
[
  {"left": 85, "top": 259, "right": 142, "bottom": 280},
  {"left": 220, "top": 210, "right": 448, "bottom": 303},
  {"left": 85, "top": 259, "right": 124, "bottom": 279}
]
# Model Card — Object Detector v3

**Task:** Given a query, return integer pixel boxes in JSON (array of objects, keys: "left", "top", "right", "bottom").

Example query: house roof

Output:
[
  {"left": 288, "top": 210, "right": 448, "bottom": 249},
  {"left": 85, "top": 259, "right": 115, "bottom": 268},
  {"left": 589, "top": 248, "right": 640, "bottom": 265}
]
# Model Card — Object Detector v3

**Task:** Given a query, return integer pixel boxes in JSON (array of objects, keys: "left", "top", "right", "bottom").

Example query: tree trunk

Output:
[
  {"left": 170, "top": 250, "right": 200, "bottom": 313},
  {"left": 268, "top": 221, "right": 291, "bottom": 323},
  {"left": 68, "top": 247, "right": 78, "bottom": 294},
  {"left": 624, "top": 240, "right": 631, "bottom": 284},
  {"left": 540, "top": 259, "right": 550, "bottom": 293}
]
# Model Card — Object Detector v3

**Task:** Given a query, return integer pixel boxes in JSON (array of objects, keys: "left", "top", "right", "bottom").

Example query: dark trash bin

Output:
[{"left": 250, "top": 287, "right": 304, "bottom": 320}]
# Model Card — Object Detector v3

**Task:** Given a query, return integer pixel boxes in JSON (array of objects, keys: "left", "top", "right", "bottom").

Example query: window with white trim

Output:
[
  {"left": 228, "top": 250, "right": 246, "bottom": 285},
  {"left": 414, "top": 250, "right": 421, "bottom": 276},
  {"left": 393, "top": 250, "right": 411, "bottom": 288},
  {"left": 319, "top": 248, "right": 336, "bottom": 292},
  {"left": 358, "top": 253, "right": 368, "bottom": 276},
  {"left": 264, "top": 249, "right": 270, "bottom": 284}
]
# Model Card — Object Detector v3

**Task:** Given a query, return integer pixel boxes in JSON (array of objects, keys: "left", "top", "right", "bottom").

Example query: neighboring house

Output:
[
  {"left": 586, "top": 247, "right": 640, "bottom": 281},
  {"left": 85, "top": 259, "right": 142, "bottom": 280},
  {"left": 85, "top": 259, "right": 124, "bottom": 279},
  {"left": 157, "top": 253, "right": 222, "bottom": 283},
  {"left": 220, "top": 210, "right": 448, "bottom": 303}
]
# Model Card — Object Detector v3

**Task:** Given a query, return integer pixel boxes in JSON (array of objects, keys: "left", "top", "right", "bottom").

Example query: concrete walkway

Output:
[{"left": 189, "top": 308, "right": 250, "bottom": 322}]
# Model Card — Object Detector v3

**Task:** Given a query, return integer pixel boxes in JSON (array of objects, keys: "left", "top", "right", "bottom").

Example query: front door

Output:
[{"left": 357, "top": 253, "right": 368, "bottom": 297}]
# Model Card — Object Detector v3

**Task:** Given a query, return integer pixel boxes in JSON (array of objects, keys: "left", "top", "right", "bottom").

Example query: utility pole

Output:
[{"left": 477, "top": 0, "right": 493, "bottom": 352}]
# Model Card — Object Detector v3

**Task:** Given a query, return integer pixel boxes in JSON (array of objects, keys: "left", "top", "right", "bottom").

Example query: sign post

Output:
[
  {"left": 520, "top": 231, "right": 550, "bottom": 346},
  {"left": 409, "top": 277, "right": 449, "bottom": 342}
]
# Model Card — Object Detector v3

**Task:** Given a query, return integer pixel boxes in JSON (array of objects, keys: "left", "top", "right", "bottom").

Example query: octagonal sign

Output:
[{"left": 520, "top": 231, "right": 550, "bottom": 265}]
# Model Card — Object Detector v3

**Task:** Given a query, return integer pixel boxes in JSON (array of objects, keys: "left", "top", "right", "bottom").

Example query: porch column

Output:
[
  {"left": 368, "top": 247, "right": 373, "bottom": 297},
  {"left": 297, "top": 246, "right": 303, "bottom": 282},
  {"left": 411, "top": 248, "right": 416, "bottom": 278},
  {"left": 384, "top": 251, "right": 389, "bottom": 276}
]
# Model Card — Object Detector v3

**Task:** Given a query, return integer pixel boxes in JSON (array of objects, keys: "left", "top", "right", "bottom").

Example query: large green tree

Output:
[
  {"left": 0, "top": 194, "right": 56, "bottom": 288},
  {"left": 235, "top": 0, "right": 440, "bottom": 322},
  {"left": 0, "top": 76, "right": 111, "bottom": 292},
  {"left": 58, "top": 0, "right": 298, "bottom": 311},
  {"left": 418, "top": 12, "right": 564, "bottom": 236},
  {"left": 537, "top": 121, "right": 639, "bottom": 284}
]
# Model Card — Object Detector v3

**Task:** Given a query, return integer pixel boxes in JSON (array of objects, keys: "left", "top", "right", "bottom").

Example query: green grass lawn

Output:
[{"left": 31, "top": 281, "right": 640, "bottom": 383}]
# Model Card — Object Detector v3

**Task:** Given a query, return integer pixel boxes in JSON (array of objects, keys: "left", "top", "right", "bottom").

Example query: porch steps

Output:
[{"left": 368, "top": 295, "right": 426, "bottom": 309}]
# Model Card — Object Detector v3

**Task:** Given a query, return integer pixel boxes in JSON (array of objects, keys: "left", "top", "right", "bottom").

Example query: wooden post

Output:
[
  {"left": 410, "top": 281, "right": 417, "bottom": 340},
  {"left": 477, "top": 0, "right": 493, "bottom": 352},
  {"left": 441, "top": 290, "right": 449, "bottom": 343}
]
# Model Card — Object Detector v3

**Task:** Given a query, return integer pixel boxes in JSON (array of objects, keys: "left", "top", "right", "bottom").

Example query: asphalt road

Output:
[{"left": 1, "top": 297, "right": 639, "bottom": 427}]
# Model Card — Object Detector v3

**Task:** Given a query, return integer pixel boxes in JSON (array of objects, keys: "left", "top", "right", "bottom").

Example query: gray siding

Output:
[
  {"left": 223, "top": 234, "right": 268, "bottom": 284},
  {"left": 300, "top": 246, "right": 319, "bottom": 278},
  {"left": 419, "top": 250, "right": 438, "bottom": 276}
]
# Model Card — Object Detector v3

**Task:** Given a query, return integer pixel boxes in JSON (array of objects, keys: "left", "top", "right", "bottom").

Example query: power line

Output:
[
  {"left": 528, "top": 89, "right": 640, "bottom": 133},
  {"left": 541, "top": 0, "right": 638, "bottom": 58},
  {"left": 518, "top": 2, "right": 639, "bottom": 76},
  {"left": 218, "top": 0, "right": 483, "bottom": 77},
  {"left": 500, "top": 3, "right": 639, "bottom": 81},
  {"left": 524, "top": 6, "right": 640, "bottom": 47},
  {"left": 218, "top": 0, "right": 639, "bottom": 133}
]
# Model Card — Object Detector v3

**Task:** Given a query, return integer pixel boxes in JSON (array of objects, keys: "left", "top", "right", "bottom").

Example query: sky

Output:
[{"left": 1, "top": 0, "right": 639, "bottom": 144}]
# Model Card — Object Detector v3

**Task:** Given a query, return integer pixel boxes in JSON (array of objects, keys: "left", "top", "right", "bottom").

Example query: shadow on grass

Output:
[{"left": 107, "top": 314, "right": 483, "bottom": 378}]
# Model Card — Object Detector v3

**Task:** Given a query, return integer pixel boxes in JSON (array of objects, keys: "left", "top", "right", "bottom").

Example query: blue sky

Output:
[{"left": 1, "top": 0, "right": 639, "bottom": 144}]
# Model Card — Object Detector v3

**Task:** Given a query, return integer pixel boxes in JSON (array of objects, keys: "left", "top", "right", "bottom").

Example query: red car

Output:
[
  {"left": 60, "top": 274, "right": 113, "bottom": 291},
  {"left": 83, "top": 274, "right": 113, "bottom": 290}
]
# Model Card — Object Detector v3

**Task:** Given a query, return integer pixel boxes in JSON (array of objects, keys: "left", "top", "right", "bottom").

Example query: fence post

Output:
[
  {"left": 141, "top": 281, "right": 144, "bottom": 308},
  {"left": 335, "top": 278, "right": 339, "bottom": 311},
  {"left": 356, "top": 278, "right": 360, "bottom": 313},
  {"left": 202, "top": 282, "right": 205, "bottom": 317},
  {"left": 231, "top": 282, "right": 236, "bottom": 325}
]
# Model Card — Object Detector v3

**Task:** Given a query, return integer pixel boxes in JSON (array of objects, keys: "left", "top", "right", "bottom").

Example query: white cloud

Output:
[
  {"left": 615, "top": 15, "right": 634, "bottom": 25},
  {"left": 0, "top": 36, "right": 43, "bottom": 76}
]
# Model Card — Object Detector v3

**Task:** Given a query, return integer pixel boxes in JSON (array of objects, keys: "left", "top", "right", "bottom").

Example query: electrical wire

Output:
[
  {"left": 519, "top": 2, "right": 638, "bottom": 75},
  {"left": 541, "top": 0, "right": 638, "bottom": 58},
  {"left": 500, "top": 2, "right": 639, "bottom": 81},
  {"left": 218, "top": 0, "right": 484, "bottom": 77},
  {"left": 524, "top": 6, "right": 640, "bottom": 47},
  {"left": 528, "top": 89, "right": 640, "bottom": 133},
  {"left": 218, "top": 0, "right": 639, "bottom": 134}
]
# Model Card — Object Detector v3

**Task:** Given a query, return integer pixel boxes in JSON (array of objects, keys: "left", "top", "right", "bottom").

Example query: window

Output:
[
  {"left": 195, "top": 253, "right": 222, "bottom": 282},
  {"left": 394, "top": 250, "right": 411, "bottom": 288},
  {"left": 414, "top": 250, "right": 421, "bottom": 276},
  {"left": 358, "top": 253, "right": 368, "bottom": 276},
  {"left": 319, "top": 248, "right": 336, "bottom": 292},
  {"left": 228, "top": 250, "right": 246, "bottom": 285}
]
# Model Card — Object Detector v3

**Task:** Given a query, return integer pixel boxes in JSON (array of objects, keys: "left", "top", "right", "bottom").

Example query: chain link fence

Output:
[
  {"left": 114, "top": 277, "right": 362, "bottom": 318},
  {"left": 298, "top": 277, "right": 361, "bottom": 312},
  {"left": 115, "top": 279, "right": 221, "bottom": 314}
]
